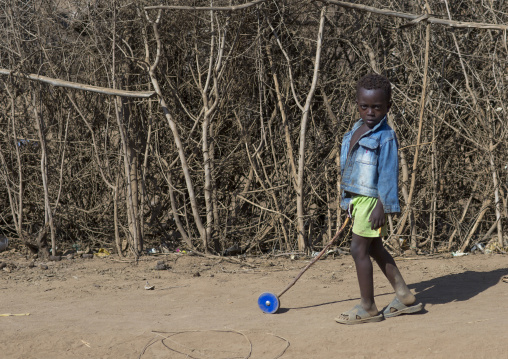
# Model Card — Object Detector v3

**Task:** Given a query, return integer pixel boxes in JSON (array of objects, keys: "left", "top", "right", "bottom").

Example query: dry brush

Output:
[{"left": 0, "top": 0, "right": 506, "bottom": 258}]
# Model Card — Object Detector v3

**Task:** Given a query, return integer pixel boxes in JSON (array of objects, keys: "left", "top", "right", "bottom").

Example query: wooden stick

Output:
[
  {"left": 319, "top": 0, "right": 508, "bottom": 31},
  {"left": 447, "top": 182, "right": 478, "bottom": 250},
  {"left": 277, "top": 217, "right": 350, "bottom": 298},
  {"left": 145, "top": 0, "right": 267, "bottom": 12},
  {"left": 0, "top": 69, "right": 155, "bottom": 98},
  {"left": 395, "top": 19, "right": 431, "bottom": 250},
  {"left": 459, "top": 199, "right": 491, "bottom": 253},
  {"left": 0, "top": 313, "right": 30, "bottom": 317}
]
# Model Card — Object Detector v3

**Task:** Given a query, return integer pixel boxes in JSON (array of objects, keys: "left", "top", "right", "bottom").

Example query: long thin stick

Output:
[
  {"left": 395, "top": 19, "right": 431, "bottom": 249},
  {"left": 0, "top": 69, "right": 155, "bottom": 98},
  {"left": 319, "top": 0, "right": 508, "bottom": 31},
  {"left": 145, "top": 0, "right": 266, "bottom": 12},
  {"left": 277, "top": 217, "right": 350, "bottom": 298}
]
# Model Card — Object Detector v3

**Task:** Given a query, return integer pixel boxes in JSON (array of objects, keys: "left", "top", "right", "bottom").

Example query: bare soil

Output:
[{"left": 1, "top": 249, "right": 507, "bottom": 359}]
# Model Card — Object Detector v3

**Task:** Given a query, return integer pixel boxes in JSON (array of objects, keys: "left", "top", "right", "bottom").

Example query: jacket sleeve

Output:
[
  {"left": 339, "top": 135, "right": 350, "bottom": 210},
  {"left": 377, "top": 135, "right": 401, "bottom": 213}
]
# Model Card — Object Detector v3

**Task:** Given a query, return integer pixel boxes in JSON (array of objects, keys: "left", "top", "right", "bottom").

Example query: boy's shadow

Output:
[
  {"left": 409, "top": 268, "right": 508, "bottom": 305},
  {"left": 285, "top": 268, "right": 507, "bottom": 312}
]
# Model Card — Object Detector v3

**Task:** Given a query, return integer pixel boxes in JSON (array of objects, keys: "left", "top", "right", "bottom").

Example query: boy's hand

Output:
[{"left": 369, "top": 199, "right": 385, "bottom": 230}]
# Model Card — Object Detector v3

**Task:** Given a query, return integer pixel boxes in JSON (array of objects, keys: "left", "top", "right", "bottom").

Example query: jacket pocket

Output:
[{"left": 356, "top": 138, "right": 379, "bottom": 165}]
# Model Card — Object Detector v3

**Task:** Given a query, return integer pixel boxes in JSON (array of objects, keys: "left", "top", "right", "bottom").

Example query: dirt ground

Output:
[{"left": 1, "top": 247, "right": 507, "bottom": 359}]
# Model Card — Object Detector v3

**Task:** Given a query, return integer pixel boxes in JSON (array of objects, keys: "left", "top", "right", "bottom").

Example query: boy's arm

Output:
[{"left": 374, "top": 135, "right": 400, "bottom": 223}]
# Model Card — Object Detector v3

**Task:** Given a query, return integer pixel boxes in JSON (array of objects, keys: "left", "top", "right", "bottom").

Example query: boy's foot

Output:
[
  {"left": 383, "top": 297, "right": 424, "bottom": 318},
  {"left": 335, "top": 305, "right": 384, "bottom": 325}
]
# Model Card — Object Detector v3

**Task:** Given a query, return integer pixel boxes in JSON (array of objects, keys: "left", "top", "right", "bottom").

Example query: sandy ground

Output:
[{"left": 1, "top": 248, "right": 507, "bottom": 359}]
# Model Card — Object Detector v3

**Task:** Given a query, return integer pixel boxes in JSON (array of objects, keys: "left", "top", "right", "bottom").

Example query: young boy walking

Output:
[{"left": 335, "top": 74, "right": 423, "bottom": 324}]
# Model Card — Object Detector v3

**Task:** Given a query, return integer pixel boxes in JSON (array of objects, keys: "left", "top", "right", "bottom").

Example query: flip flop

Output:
[
  {"left": 335, "top": 304, "right": 384, "bottom": 325},
  {"left": 383, "top": 297, "right": 423, "bottom": 318},
  {"left": 502, "top": 275, "right": 508, "bottom": 283}
]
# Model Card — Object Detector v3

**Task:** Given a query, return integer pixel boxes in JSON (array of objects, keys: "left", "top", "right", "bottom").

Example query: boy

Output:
[{"left": 335, "top": 74, "right": 423, "bottom": 324}]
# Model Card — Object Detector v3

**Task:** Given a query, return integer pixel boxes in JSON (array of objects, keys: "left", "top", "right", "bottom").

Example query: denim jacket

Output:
[{"left": 340, "top": 117, "right": 400, "bottom": 213}]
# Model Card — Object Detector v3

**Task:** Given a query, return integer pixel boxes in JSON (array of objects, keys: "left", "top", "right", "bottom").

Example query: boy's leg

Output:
[
  {"left": 349, "top": 233, "right": 379, "bottom": 315},
  {"left": 336, "top": 232, "right": 384, "bottom": 324},
  {"left": 368, "top": 238, "right": 415, "bottom": 305}
]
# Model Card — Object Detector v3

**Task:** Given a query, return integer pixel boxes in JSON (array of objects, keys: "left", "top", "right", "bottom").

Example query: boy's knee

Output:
[
  {"left": 350, "top": 237, "right": 368, "bottom": 260},
  {"left": 350, "top": 245, "right": 360, "bottom": 260}
]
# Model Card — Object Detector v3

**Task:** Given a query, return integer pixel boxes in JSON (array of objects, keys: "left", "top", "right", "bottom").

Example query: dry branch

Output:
[
  {"left": 296, "top": 6, "right": 327, "bottom": 250},
  {"left": 0, "top": 69, "right": 155, "bottom": 98},
  {"left": 145, "top": 0, "right": 267, "bottom": 11},
  {"left": 1, "top": 0, "right": 506, "bottom": 255},
  {"left": 320, "top": 0, "right": 508, "bottom": 30},
  {"left": 395, "top": 20, "right": 431, "bottom": 250},
  {"left": 459, "top": 199, "right": 492, "bottom": 252}
]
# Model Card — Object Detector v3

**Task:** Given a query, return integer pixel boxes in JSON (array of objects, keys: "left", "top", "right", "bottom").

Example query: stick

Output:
[
  {"left": 0, "top": 313, "right": 30, "bottom": 317},
  {"left": 145, "top": 0, "right": 267, "bottom": 11},
  {"left": 277, "top": 217, "right": 350, "bottom": 298},
  {"left": 459, "top": 199, "right": 491, "bottom": 253},
  {"left": 319, "top": 0, "right": 508, "bottom": 31},
  {"left": 395, "top": 18, "right": 431, "bottom": 249},
  {"left": 0, "top": 68, "right": 155, "bottom": 98}
]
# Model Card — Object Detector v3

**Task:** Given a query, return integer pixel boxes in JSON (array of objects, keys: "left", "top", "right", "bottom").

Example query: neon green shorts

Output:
[{"left": 350, "top": 195, "right": 388, "bottom": 238}]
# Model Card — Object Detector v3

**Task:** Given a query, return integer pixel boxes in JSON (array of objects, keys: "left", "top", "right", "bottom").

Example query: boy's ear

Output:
[{"left": 387, "top": 101, "right": 392, "bottom": 111}]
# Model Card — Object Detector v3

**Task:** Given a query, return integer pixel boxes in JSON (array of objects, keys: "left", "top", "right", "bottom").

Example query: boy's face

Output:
[{"left": 356, "top": 87, "right": 391, "bottom": 129}]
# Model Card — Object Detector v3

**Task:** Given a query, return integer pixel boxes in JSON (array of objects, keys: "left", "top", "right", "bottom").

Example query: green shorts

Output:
[{"left": 349, "top": 195, "right": 388, "bottom": 238}]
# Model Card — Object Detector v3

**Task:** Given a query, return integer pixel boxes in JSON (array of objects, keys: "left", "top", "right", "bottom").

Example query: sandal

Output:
[
  {"left": 383, "top": 297, "right": 423, "bottom": 318},
  {"left": 335, "top": 304, "right": 384, "bottom": 325}
]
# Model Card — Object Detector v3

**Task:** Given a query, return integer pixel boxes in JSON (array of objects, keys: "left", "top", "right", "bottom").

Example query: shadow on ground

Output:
[
  {"left": 410, "top": 268, "right": 508, "bottom": 305},
  {"left": 281, "top": 268, "right": 508, "bottom": 312}
]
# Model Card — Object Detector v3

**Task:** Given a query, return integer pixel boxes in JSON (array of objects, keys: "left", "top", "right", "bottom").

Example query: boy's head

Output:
[
  {"left": 356, "top": 73, "right": 392, "bottom": 102},
  {"left": 356, "top": 74, "right": 392, "bottom": 129}
]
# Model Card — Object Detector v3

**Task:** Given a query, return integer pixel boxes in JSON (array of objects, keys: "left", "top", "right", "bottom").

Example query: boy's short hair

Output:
[{"left": 356, "top": 74, "right": 392, "bottom": 102}]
